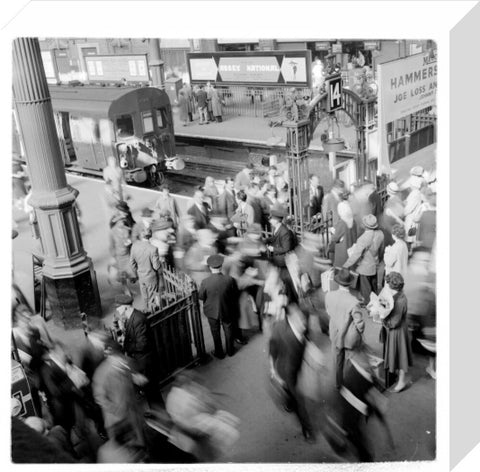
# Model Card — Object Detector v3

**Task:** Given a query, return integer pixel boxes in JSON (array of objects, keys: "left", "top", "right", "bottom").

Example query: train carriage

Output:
[{"left": 48, "top": 84, "right": 183, "bottom": 185}]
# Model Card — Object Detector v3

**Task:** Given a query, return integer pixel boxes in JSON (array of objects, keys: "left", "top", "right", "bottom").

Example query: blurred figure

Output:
[
  {"left": 380, "top": 181, "right": 404, "bottom": 246},
  {"left": 364, "top": 181, "right": 383, "bottom": 219},
  {"left": 325, "top": 268, "right": 365, "bottom": 389},
  {"left": 109, "top": 215, "right": 135, "bottom": 297},
  {"left": 151, "top": 219, "right": 176, "bottom": 268},
  {"left": 231, "top": 190, "right": 255, "bottom": 234},
  {"left": 246, "top": 182, "right": 264, "bottom": 225},
  {"left": 309, "top": 174, "right": 324, "bottom": 218},
  {"left": 209, "top": 214, "right": 231, "bottom": 255},
  {"left": 237, "top": 223, "right": 267, "bottom": 264},
  {"left": 177, "top": 89, "right": 189, "bottom": 126},
  {"left": 404, "top": 168, "right": 426, "bottom": 249},
  {"left": 198, "top": 254, "right": 240, "bottom": 359},
  {"left": 324, "top": 344, "right": 391, "bottom": 462},
  {"left": 267, "top": 165, "right": 278, "bottom": 186},
  {"left": 93, "top": 338, "right": 147, "bottom": 450},
  {"left": 187, "top": 187, "right": 211, "bottom": 230},
  {"left": 234, "top": 163, "right": 254, "bottom": 192},
  {"left": 131, "top": 207, "right": 154, "bottom": 242},
  {"left": 381, "top": 272, "right": 412, "bottom": 392},
  {"left": 416, "top": 192, "right": 436, "bottom": 252},
  {"left": 175, "top": 215, "right": 197, "bottom": 269},
  {"left": 166, "top": 372, "right": 240, "bottom": 462},
  {"left": 12, "top": 159, "right": 28, "bottom": 210},
  {"left": 203, "top": 176, "right": 219, "bottom": 210},
  {"left": 154, "top": 184, "right": 179, "bottom": 228},
  {"left": 295, "top": 232, "right": 324, "bottom": 290},
  {"left": 328, "top": 200, "right": 358, "bottom": 267},
  {"left": 269, "top": 304, "right": 315, "bottom": 442},
  {"left": 114, "top": 200, "right": 135, "bottom": 229},
  {"left": 184, "top": 228, "right": 218, "bottom": 287},
  {"left": 264, "top": 184, "right": 278, "bottom": 209},
  {"left": 343, "top": 214, "right": 385, "bottom": 304},
  {"left": 323, "top": 179, "right": 346, "bottom": 226},
  {"left": 103, "top": 156, "right": 127, "bottom": 217},
  {"left": 384, "top": 224, "right": 409, "bottom": 278},
  {"left": 130, "top": 228, "right": 161, "bottom": 313},
  {"left": 210, "top": 85, "right": 224, "bottom": 122}
]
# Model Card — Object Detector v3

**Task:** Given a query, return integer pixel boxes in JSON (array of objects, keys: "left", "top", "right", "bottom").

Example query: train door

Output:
[{"left": 69, "top": 115, "right": 102, "bottom": 170}]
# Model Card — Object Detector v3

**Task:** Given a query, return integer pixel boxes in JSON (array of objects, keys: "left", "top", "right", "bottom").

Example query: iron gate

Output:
[{"left": 148, "top": 267, "right": 206, "bottom": 385}]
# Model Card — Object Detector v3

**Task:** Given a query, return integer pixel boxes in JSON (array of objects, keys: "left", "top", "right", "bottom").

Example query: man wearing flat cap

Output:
[
  {"left": 198, "top": 254, "right": 240, "bottom": 359},
  {"left": 130, "top": 228, "right": 161, "bottom": 312},
  {"left": 343, "top": 214, "right": 385, "bottom": 304}
]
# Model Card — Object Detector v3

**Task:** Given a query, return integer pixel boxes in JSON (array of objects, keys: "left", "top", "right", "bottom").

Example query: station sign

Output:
[
  {"left": 364, "top": 41, "right": 380, "bottom": 51},
  {"left": 326, "top": 75, "right": 343, "bottom": 112},
  {"left": 331, "top": 43, "right": 343, "bottom": 54},
  {"left": 85, "top": 54, "right": 150, "bottom": 83},
  {"left": 315, "top": 41, "right": 331, "bottom": 51},
  {"left": 187, "top": 50, "right": 312, "bottom": 87}
]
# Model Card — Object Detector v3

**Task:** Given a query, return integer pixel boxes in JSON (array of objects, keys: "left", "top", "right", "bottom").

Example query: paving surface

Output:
[{"left": 12, "top": 174, "right": 436, "bottom": 463}]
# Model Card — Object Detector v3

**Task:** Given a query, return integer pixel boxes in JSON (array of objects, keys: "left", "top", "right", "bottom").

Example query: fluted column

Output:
[
  {"left": 12, "top": 38, "right": 101, "bottom": 328},
  {"left": 149, "top": 38, "right": 165, "bottom": 89}
]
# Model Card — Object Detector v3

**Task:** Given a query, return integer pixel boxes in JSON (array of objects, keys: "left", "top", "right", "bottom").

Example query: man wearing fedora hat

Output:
[
  {"left": 131, "top": 207, "right": 155, "bottom": 242},
  {"left": 325, "top": 268, "right": 365, "bottom": 389},
  {"left": 198, "top": 254, "right": 240, "bottom": 359},
  {"left": 343, "top": 214, "right": 385, "bottom": 304}
]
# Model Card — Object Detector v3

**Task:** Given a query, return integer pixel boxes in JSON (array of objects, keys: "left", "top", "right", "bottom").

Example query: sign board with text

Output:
[
  {"left": 326, "top": 76, "right": 342, "bottom": 112},
  {"left": 86, "top": 54, "right": 149, "bottom": 83},
  {"left": 187, "top": 51, "right": 312, "bottom": 86},
  {"left": 377, "top": 50, "right": 437, "bottom": 123}
]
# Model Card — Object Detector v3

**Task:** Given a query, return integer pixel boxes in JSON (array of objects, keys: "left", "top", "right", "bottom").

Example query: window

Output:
[
  {"left": 137, "top": 60, "right": 146, "bottom": 76},
  {"left": 87, "top": 60, "right": 96, "bottom": 77},
  {"left": 95, "top": 61, "right": 103, "bottom": 76},
  {"left": 128, "top": 60, "right": 137, "bottom": 76},
  {"left": 156, "top": 109, "right": 165, "bottom": 129},
  {"left": 116, "top": 115, "right": 134, "bottom": 138},
  {"left": 142, "top": 111, "right": 154, "bottom": 134}
]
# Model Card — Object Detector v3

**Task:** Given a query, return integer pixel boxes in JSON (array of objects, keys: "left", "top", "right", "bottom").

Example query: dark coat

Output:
[
  {"left": 247, "top": 196, "right": 264, "bottom": 225},
  {"left": 187, "top": 203, "right": 210, "bottom": 230},
  {"left": 216, "top": 190, "right": 237, "bottom": 220},
  {"left": 198, "top": 273, "right": 240, "bottom": 323},
  {"left": 310, "top": 185, "right": 324, "bottom": 216},
  {"left": 328, "top": 219, "right": 358, "bottom": 267},
  {"left": 368, "top": 190, "right": 383, "bottom": 218},
  {"left": 267, "top": 224, "right": 296, "bottom": 267},
  {"left": 269, "top": 318, "right": 305, "bottom": 391},
  {"left": 123, "top": 309, "right": 153, "bottom": 375}
]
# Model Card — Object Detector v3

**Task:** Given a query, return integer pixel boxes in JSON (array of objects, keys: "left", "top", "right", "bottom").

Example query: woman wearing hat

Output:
[
  {"left": 109, "top": 216, "right": 135, "bottom": 297},
  {"left": 381, "top": 272, "right": 412, "bottom": 392},
  {"left": 404, "top": 175, "right": 425, "bottom": 248},
  {"left": 343, "top": 214, "right": 385, "bottom": 304},
  {"left": 380, "top": 181, "right": 405, "bottom": 247}
]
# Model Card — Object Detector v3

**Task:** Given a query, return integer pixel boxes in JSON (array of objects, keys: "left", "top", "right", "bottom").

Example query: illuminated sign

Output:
[{"left": 188, "top": 51, "right": 311, "bottom": 86}]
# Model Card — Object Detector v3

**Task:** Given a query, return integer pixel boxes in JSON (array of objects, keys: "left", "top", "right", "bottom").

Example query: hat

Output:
[
  {"left": 334, "top": 268, "right": 354, "bottom": 287},
  {"left": 141, "top": 207, "right": 154, "bottom": 218},
  {"left": 386, "top": 182, "right": 400, "bottom": 195},
  {"left": 333, "top": 179, "right": 346, "bottom": 190},
  {"left": 152, "top": 219, "right": 173, "bottom": 232},
  {"left": 115, "top": 294, "right": 133, "bottom": 306},
  {"left": 270, "top": 204, "right": 287, "bottom": 219},
  {"left": 247, "top": 223, "right": 262, "bottom": 235},
  {"left": 410, "top": 166, "right": 424, "bottom": 177},
  {"left": 207, "top": 254, "right": 224, "bottom": 269},
  {"left": 116, "top": 201, "right": 130, "bottom": 211},
  {"left": 362, "top": 214, "right": 378, "bottom": 230}
]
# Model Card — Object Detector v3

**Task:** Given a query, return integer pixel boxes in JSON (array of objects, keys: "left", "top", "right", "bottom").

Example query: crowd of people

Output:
[
  {"left": 176, "top": 81, "right": 225, "bottom": 127},
  {"left": 12, "top": 153, "right": 437, "bottom": 463}
]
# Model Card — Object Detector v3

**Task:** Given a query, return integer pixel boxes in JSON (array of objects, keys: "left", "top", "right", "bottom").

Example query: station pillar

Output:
[
  {"left": 12, "top": 38, "right": 102, "bottom": 329},
  {"left": 149, "top": 39, "right": 165, "bottom": 90}
]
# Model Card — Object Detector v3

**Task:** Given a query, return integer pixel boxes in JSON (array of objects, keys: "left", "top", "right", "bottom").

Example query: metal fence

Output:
[
  {"left": 215, "top": 85, "right": 311, "bottom": 118},
  {"left": 147, "top": 267, "right": 206, "bottom": 385}
]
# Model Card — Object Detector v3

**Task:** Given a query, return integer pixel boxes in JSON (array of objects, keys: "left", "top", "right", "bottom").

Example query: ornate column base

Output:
[{"left": 44, "top": 259, "right": 102, "bottom": 330}]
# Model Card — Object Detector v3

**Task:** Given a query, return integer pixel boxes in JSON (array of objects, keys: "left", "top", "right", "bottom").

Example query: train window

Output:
[
  {"left": 142, "top": 111, "right": 154, "bottom": 134},
  {"left": 116, "top": 115, "right": 134, "bottom": 138},
  {"left": 156, "top": 109, "right": 165, "bottom": 129}
]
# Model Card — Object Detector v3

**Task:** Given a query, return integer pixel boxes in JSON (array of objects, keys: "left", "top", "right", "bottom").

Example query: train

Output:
[{"left": 13, "top": 83, "right": 184, "bottom": 186}]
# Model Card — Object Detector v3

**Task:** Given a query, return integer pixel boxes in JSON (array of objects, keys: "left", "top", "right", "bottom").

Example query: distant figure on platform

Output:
[
  {"left": 199, "top": 255, "right": 240, "bottom": 359},
  {"left": 309, "top": 174, "right": 324, "bottom": 218},
  {"left": 195, "top": 85, "right": 209, "bottom": 125},
  {"left": 187, "top": 187, "right": 211, "bottom": 230},
  {"left": 234, "top": 163, "right": 254, "bottom": 192},
  {"left": 177, "top": 89, "right": 189, "bottom": 127},
  {"left": 103, "top": 156, "right": 127, "bottom": 203},
  {"left": 183, "top": 83, "right": 195, "bottom": 122},
  {"left": 205, "top": 82, "right": 215, "bottom": 122},
  {"left": 210, "top": 85, "right": 224, "bottom": 122},
  {"left": 130, "top": 228, "right": 161, "bottom": 312}
]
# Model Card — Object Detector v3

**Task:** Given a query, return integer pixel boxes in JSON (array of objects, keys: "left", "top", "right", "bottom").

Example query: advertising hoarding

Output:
[
  {"left": 86, "top": 54, "right": 150, "bottom": 82},
  {"left": 188, "top": 51, "right": 311, "bottom": 86}
]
